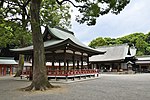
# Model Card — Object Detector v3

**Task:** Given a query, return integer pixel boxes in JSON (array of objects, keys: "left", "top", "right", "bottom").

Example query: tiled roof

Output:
[
  {"left": 135, "top": 56, "right": 150, "bottom": 64},
  {"left": 10, "top": 26, "right": 105, "bottom": 55},
  {"left": 0, "top": 57, "right": 17, "bottom": 65},
  {"left": 89, "top": 44, "right": 136, "bottom": 62}
]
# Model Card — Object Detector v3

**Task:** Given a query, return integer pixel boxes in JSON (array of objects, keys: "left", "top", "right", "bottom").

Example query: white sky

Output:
[{"left": 70, "top": 0, "right": 150, "bottom": 45}]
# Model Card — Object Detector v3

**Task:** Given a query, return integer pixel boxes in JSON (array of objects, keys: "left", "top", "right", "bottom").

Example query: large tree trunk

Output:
[
  {"left": 24, "top": 0, "right": 53, "bottom": 91},
  {"left": 14, "top": 54, "right": 24, "bottom": 77}
]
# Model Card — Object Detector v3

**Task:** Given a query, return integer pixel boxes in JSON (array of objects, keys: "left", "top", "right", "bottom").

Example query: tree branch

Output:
[
  {"left": 25, "top": 0, "right": 31, "bottom": 7},
  {"left": 0, "top": 0, "right": 4, "bottom": 8},
  {"left": 56, "top": 0, "right": 88, "bottom": 8},
  {"left": 10, "top": 18, "right": 22, "bottom": 21}
]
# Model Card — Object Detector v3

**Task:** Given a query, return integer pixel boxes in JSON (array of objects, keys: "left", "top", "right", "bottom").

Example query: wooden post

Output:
[
  {"left": 59, "top": 60, "right": 61, "bottom": 76},
  {"left": 81, "top": 53, "right": 83, "bottom": 69},
  {"left": 10, "top": 65, "right": 12, "bottom": 75},
  {"left": 52, "top": 51, "right": 55, "bottom": 72},
  {"left": 67, "top": 60, "right": 69, "bottom": 71},
  {"left": 87, "top": 56, "right": 89, "bottom": 69},
  {"left": 73, "top": 51, "right": 75, "bottom": 80},
  {"left": 64, "top": 49, "right": 67, "bottom": 81},
  {"left": 4, "top": 65, "right": 6, "bottom": 76},
  {"left": 77, "top": 60, "right": 81, "bottom": 79},
  {"left": 117, "top": 64, "right": 120, "bottom": 72},
  {"left": 0, "top": 65, "right": 1, "bottom": 76},
  {"left": 139, "top": 65, "right": 142, "bottom": 73},
  {"left": 59, "top": 60, "right": 61, "bottom": 70},
  {"left": 67, "top": 60, "right": 69, "bottom": 80}
]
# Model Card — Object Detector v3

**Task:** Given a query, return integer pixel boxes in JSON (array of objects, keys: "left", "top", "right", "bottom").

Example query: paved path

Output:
[{"left": 0, "top": 74, "right": 150, "bottom": 100}]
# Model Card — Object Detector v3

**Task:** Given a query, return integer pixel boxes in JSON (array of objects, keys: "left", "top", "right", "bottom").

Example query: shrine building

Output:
[
  {"left": 10, "top": 26, "right": 105, "bottom": 80},
  {"left": 0, "top": 57, "right": 17, "bottom": 76}
]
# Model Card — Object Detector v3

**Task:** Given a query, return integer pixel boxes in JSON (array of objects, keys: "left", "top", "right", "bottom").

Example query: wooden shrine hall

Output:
[{"left": 10, "top": 26, "right": 105, "bottom": 80}]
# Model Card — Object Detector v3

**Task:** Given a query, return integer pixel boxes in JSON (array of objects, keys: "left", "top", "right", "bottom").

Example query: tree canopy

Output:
[
  {"left": 0, "top": 20, "right": 32, "bottom": 48},
  {"left": 56, "top": 0, "right": 130, "bottom": 25},
  {"left": 0, "top": 0, "right": 71, "bottom": 48},
  {"left": 89, "top": 32, "right": 150, "bottom": 56}
]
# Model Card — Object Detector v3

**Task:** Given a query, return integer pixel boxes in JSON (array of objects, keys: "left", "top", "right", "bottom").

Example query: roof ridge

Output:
[
  {"left": 97, "top": 43, "right": 128, "bottom": 48},
  {"left": 54, "top": 26, "right": 74, "bottom": 35}
]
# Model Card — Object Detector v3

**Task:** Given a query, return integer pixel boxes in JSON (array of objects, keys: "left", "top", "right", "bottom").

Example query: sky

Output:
[{"left": 70, "top": 0, "right": 150, "bottom": 45}]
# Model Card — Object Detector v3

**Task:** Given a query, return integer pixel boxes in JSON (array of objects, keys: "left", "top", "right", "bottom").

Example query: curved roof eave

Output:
[
  {"left": 63, "top": 38, "right": 105, "bottom": 56},
  {"left": 10, "top": 38, "right": 105, "bottom": 56}
]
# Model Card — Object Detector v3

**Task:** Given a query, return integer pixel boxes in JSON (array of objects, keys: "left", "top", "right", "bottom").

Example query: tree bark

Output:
[
  {"left": 24, "top": 0, "right": 53, "bottom": 91},
  {"left": 14, "top": 54, "right": 24, "bottom": 77}
]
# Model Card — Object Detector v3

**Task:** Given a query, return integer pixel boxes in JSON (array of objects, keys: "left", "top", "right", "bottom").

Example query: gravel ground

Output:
[{"left": 0, "top": 74, "right": 150, "bottom": 100}]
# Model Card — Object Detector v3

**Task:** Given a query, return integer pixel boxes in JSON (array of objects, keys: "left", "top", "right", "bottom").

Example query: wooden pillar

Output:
[
  {"left": 117, "top": 63, "right": 120, "bottom": 72},
  {"left": 52, "top": 51, "right": 55, "bottom": 72},
  {"left": 67, "top": 60, "right": 69, "bottom": 77},
  {"left": 0, "top": 65, "right": 1, "bottom": 76},
  {"left": 111, "top": 63, "right": 114, "bottom": 72},
  {"left": 77, "top": 60, "right": 79, "bottom": 69},
  {"left": 52, "top": 59, "right": 54, "bottom": 73},
  {"left": 52, "top": 51, "right": 56, "bottom": 80},
  {"left": 139, "top": 65, "right": 142, "bottom": 73},
  {"left": 87, "top": 56, "right": 89, "bottom": 69},
  {"left": 67, "top": 60, "right": 69, "bottom": 71},
  {"left": 64, "top": 49, "right": 66, "bottom": 72},
  {"left": 0, "top": 65, "right": 2, "bottom": 76},
  {"left": 72, "top": 51, "right": 75, "bottom": 80},
  {"left": 59, "top": 60, "right": 61, "bottom": 70},
  {"left": 10, "top": 65, "right": 12, "bottom": 75},
  {"left": 3, "top": 65, "right": 6, "bottom": 76},
  {"left": 73, "top": 52, "right": 75, "bottom": 71},
  {"left": 81, "top": 53, "right": 83, "bottom": 69},
  {"left": 77, "top": 60, "right": 81, "bottom": 79},
  {"left": 64, "top": 49, "right": 67, "bottom": 81}
]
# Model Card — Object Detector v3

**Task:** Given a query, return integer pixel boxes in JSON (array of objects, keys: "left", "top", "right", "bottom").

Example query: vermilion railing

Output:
[
  {"left": 22, "top": 69, "right": 98, "bottom": 76},
  {"left": 47, "top": 69, "right": 97, "bottom": 76}
]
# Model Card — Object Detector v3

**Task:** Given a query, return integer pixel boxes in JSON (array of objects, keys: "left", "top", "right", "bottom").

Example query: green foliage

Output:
[
  {"left": 135, "top": 38, "right": 148, "bottom": 53},
  {"left": 40, "top": 0, "right": 71, "bottom": 28},
  {"left": 89, "top": 32, "right": 150, "bottom": 56},
  {"left": 145, "top": 32, "right": 150, "bottom": 43},
  {"left": 0, "top": 20, "right": 32, "bottom": 48},
  {"left": 75, "top": 0, "right": 130, "bottom": 25},
  {"left": 89, "top": 37, "right": 107, "bottom": 48},
  {"left": 136, "top": 51, "right": 144, "bottom": 56},
  {"left": 0, "top": 0, "right": 71, "bottom": 48}
]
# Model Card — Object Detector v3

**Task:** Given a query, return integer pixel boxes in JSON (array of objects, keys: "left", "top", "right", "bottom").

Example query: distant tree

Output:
[
  {"left": 114, "top": 38, "right": 123, "bottom": 44},
  {"left": 119, "top": 33, "right": 146, "bottom": 45},
  {"left": 89, "top": 37, "right": 123, "bottom": 48},
  {"left": 89, "top": 37, "right": 107, "bottom": 48},
  {"left": 89, "top": 32, "right": 150, "bottom": 56},
  {"left": 145, "top": 46, "right": 150, "bottom": 55},
  {"left": 104, "top": 37, "right": 116, "bottom": 45},
  {"left": 135, "top": 38, "right": 148, "bottom": 56},
  {"left": 145, "top": 32, "right": 150, "bottom": 43}
]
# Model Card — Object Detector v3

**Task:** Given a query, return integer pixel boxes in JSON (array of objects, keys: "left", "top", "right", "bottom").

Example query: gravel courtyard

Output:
[{"left": 0, "top": 74, "right": 150, "bottom": 100}]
